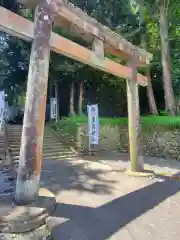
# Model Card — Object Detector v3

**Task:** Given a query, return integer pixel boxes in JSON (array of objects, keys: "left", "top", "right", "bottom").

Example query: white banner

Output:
[
  {"left": 0, "top": 91, "right": 4, "bottom": 121},
  {"left": 87, "top": 104, "right": 99, "bottom": 145},
  {"left": 50, "top": 98, "right": 57, "bottom": 120},
  {"left": 0, "top": 91, "right": 4, "bottom": 130}
]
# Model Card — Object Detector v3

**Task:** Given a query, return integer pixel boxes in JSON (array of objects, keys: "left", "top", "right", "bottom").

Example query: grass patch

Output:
[
  {"left": 141, "top": 116, "right": 180, "bottom": 127},
  {"left": 50, "top": 115, "right": 180, "bottom": 129},
  {"left": 61, "top": 115, "right": 128, "bottom": 125}
]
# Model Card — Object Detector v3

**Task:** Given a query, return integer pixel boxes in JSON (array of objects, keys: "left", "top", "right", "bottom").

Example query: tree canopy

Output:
[{"left": 0, "top": 0, "right": 180, "bottom": 116}]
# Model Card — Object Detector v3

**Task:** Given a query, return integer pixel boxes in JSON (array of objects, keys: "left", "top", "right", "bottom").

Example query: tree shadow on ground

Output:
[
  {"left": 40, "top": 159, "right": 117, "bottom": 196},
  {"left": 82, "top": 151, "right": 180, "bottom": 173},
  {"left": 48, "top": 174, "right": 180, "bottom": 239}
]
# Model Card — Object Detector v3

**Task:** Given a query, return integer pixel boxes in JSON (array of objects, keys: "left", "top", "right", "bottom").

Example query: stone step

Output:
[
  {"left": 8, "top": 140, "right": 57, "bottom": 145},
  {"left": 7, "top": 128, "right": 22, "bottom": 130},
  {"left": 7, "top": 126, "right": 22, "bottom": 129},
  {"left": 8, "top": 138, "right": 55, "bottom": 143},
  {"left": 8, "top": 132, "right": 53, "bottom": 135},
  {"left": 7, "top": 135, "right": 56, "bottom": 140},
  {"left": 9, "top": 134, "right": 58, "bottom": 139},
  {"left": 8, "top": 141, "right": 61, "bottom": 147},
  {"left": 11, "top": 145, "right": 71, "bottom": 152},
  {"left": 8, "top": 129, "right": 52, "bottom": 133},
  {"left": 8, "top": 134, "right": 54, "bottom": 138},
  {"left": 9, "top": 144, "right": 68, "bottom": 149},
  {"left": 9, "top": 139, "right": 55, "bottom": 142},
  {"left": 12, "top": 153, "right": 76, "bottom": 161},
  {"left": 7, "top": 128, "right": 51, "bottom": 132},
  {"left": 7, "top": 125, "right": 75, "bottom": 166},
  {"left": 7, "top": 130, "right": 22, "bottom": 133},
  {"left": 8, "top": 144, "right": 66, "bottom": 150},
  {"left": 8, "top": 125, "right": 50, "bottom": 129},
  {"left": 9, "top": 149, "right": 71, "bottom": 155},
  {"left": 10, "top": 143, "right": 70, "bottom": 149},
  {"left": 11, "top": 149, "right": 74, "bottom": 157},
  {"left": 12, "top": 156, "right": 76, "bottom": 167},
  {"left": 9, "top": 132, "right": 57, "bottom": 135}
]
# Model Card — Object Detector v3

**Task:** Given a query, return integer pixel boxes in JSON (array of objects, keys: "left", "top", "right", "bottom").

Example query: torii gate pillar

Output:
[
  {"left": 126, "top": 56, "right": 144, "bottom": 172},
  {"left": 15, "top": 2, "right": 53, "bottom": 204}
]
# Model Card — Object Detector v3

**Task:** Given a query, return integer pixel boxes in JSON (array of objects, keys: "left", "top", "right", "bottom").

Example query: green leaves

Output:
[{"left": 0, "top": 0, "right": 179, "bottom": 115}]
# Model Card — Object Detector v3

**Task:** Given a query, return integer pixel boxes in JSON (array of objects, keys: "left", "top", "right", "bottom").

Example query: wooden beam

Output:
[
  {"left": 0, "top": 7, "right": 147, "bottom": 86},
  {"left": 126, "top": 57, "right": 144, "bottom": 172},
  {"left": 17, "top": 0, "right": 152, "bottom": 65}
]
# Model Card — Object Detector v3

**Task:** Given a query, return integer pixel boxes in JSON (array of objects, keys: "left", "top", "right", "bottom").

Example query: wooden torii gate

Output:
[{"left": 0, "top": 0, "right": 152, "bottom": 204}]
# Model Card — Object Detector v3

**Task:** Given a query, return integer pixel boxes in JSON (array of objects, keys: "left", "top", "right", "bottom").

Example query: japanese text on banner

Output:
[{"left": 87, "top": 104, "right": 99, "bottom": 145}]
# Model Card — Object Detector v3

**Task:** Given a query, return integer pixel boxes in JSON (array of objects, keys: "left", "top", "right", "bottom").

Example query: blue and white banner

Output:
[
  {"left": 0, "top": 91, "right": 4, "bottom": 124},
  {"left": 50, "top": 97, "right": 57, "bottom": 120},
  {"left": 0, "top": 91, "right": 5, "bottom": 131},
  {"left": 87, "top": 104, "right": 99, "bottom": 145}
]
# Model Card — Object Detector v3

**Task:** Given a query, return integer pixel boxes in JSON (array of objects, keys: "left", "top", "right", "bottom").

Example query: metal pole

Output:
[{"left": 15, "top": 2, "right": 54, "bottom": 204}]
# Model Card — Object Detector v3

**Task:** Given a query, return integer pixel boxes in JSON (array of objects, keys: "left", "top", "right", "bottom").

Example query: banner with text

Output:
[
  {"left": 87, "top": 104, "right": 99, "bottom": 145},
  {"left": 50, "top": 98, "right": 57, "bottom": 120},
  {"left": 0, "top": 91, "right": 5, "bottom": 125}
]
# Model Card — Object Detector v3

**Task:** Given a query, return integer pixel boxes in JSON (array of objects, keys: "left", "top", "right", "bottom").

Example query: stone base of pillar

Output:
[
  {"left": 0, "top": 186, "right": 56, "bottom": 234},
  {"left": 125, "top": 169, "right": 155, "bottom": 178},
  {"left": 88, "top": 144, "right": 98, "bottom": 156}
]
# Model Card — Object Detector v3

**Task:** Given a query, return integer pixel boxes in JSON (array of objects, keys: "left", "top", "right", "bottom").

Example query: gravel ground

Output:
[{"left": 0, "top": 225, "right": 53, "bottom": 240}]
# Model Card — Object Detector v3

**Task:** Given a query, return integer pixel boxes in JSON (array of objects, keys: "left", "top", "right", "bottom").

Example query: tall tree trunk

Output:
[
  {"left": 139, "top": 22, "right": 158, "bottom": 116},
  {"left": 146, "top": 70, "right": 158, "bottom": 115},
  {"left": 70, "top": 82, "right": 75, "bottom": 116},
  {"left": 159, "top": 1, "right": 176, "bottom": 115},
  {"left": 49, "top": 80, "right": 53, "bottom": 98},
  {"left": 55, "top": 82, "right": 59, "bottom": 122},
  {"left": 78, "top": 80, "right": 83, "bottom": 115}
]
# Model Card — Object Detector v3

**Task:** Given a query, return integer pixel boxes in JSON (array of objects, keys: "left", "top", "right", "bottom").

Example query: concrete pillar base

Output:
[
  {"left": 125, "top": 169, "right": 155, "bottom": 178},
  {"left": 0, "top": 187, "right": 56, "bottom": 234}
]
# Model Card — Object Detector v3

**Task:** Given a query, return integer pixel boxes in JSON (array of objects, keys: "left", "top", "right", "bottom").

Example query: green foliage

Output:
[
  {"left": 50, "top": 115, "right": 180, "bottom": 128},
  {"left": 49, "top": 115, "right": 180, "bottom": 146},
  {"left": 135, "top": 0, "right": 180, "bottom": 96},
  {"left": 0, "top": 0, "right": 180, "bottom": 116},
  {"left": 158, "top": 109, "right": 168, "bottom": 116},
  {"left": 0, "top": 0, "right": 18, "bottom": 12}
]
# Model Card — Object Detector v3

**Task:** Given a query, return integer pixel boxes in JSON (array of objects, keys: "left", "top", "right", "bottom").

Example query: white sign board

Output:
[
  {"left": 87, "top": 104, "right": 99, "bottom": 145},
  {"left": 50, "top": 98, "right": 57, "bottom": 120}
]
